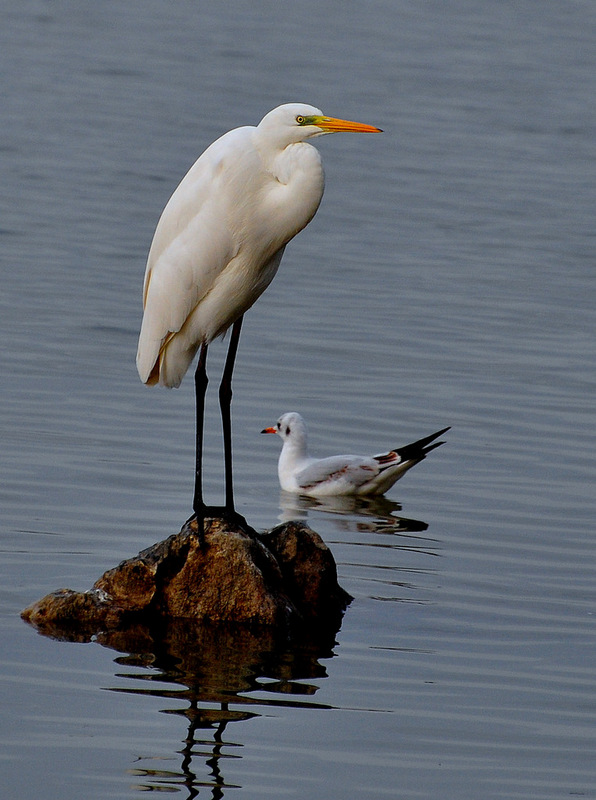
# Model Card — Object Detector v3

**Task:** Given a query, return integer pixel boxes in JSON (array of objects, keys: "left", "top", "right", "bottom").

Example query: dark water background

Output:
[{"left": 1, "top": 1, "right": 595, "bottom": 797}]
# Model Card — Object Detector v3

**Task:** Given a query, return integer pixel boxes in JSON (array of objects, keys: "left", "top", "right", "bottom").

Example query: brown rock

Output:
[
  {"left": 20, "top": 587, "right": 126, "bottom": 641},
  {"left": 263, "top": 521, "right": 352, "bottom": 623},
  {"left": 21, "top": 518, "right": 352, "bottom": 640}
]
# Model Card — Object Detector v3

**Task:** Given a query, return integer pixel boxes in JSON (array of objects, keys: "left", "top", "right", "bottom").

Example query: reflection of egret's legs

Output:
[
  {"left": 207, "top": 714, "right": 229, "bottom": 799},
  {"left": 179, "top": 699, "right": 229, "bottom": 800},
  {"left": 181, "top": 698, "right": 200, "bottom": 800},
  {"left": 219, "top": 317, "right": 243, "bottom": 513}
]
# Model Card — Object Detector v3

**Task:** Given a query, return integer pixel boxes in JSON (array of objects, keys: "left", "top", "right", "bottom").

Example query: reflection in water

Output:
[
  {"left": 277, "top": 491, "right": 430, "bottom": 535},
  {"left": 94, "top": 617, "right": 341, "bottom": 797}
]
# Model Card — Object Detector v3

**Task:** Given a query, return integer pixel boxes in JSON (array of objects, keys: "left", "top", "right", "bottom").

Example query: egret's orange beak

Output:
[
  {"left": 261, "top": 426, "right": 277, "bottom": 434},
  {"left": 315, "top": 116, "right": 382, "bottom": 134}
]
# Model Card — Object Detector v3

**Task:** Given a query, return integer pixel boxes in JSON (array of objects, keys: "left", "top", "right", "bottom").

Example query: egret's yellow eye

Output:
[{"left": 296, "top": 115, "right": 305, "bottom": 124}]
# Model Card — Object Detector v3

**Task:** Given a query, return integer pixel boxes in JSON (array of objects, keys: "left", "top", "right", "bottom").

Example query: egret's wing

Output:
[
  {"left": 137, "top": 129, "right": 251, "bottom": 382},
  {"left": 143, "top": 175, "right": 233, "bottom": 306},
  {"left": 296, "top": 455, "right": 379, "bottom": 491}
]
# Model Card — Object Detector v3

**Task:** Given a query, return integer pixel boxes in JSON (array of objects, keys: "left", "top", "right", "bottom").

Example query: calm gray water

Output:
[{"left": 1, "top": 0, "right": 595, "bottom": 797}]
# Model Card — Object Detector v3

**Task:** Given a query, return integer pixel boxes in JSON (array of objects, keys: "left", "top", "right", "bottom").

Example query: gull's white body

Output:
[
  {"left": 136, "top": 103, "right": 380, "bottom": 388},
  {"left": 263, "top": 412, "right": 449, "bottom": 497}
]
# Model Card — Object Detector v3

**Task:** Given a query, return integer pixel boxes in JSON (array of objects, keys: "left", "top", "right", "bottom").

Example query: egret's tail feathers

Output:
[
  {"left": 136, "top": 346, "right": 163, "bottom": 386},
  {"left": 137, "top": 329, "right": 198, "bottom": 388},
  {"left": 144, "top": 361, "right": 160, "bottom": 386}
]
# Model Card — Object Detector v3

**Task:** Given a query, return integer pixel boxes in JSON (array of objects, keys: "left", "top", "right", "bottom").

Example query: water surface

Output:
[{"left": 1, "top": 1, "right": 595, "bottom": 798}]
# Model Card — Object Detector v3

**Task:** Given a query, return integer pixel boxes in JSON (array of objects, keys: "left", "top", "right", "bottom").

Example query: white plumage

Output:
[
  {"left": 136, "top": 103, "right": 381, "bottom": 388},
  {"left": 262, "top": 412, "right": 449, "bottom": 497}
]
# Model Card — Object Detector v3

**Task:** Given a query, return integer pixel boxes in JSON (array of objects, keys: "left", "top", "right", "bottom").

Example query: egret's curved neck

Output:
[
  {"left": 260, "top": 140, "right": 325, "bottom": 238},
  {"left": 271, "top": 141, "right": 321, "bottom": 185}
]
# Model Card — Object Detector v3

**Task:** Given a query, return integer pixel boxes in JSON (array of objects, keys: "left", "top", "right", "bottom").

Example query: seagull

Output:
[{"left": 262, "top": 412, "right": 449, "bottom": 497}]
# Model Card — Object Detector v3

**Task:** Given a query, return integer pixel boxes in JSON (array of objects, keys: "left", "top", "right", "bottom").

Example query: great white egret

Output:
[
  {"left": 261, "top": 412, "right": 449, "bottom": 496},
  {"left": 136, "top": 103, "right": 382, "bottom": 526}
]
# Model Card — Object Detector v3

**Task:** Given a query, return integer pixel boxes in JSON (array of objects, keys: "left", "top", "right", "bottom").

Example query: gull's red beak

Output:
[{"left": 261, "top": 426, "right": 277, "bottom": 434}]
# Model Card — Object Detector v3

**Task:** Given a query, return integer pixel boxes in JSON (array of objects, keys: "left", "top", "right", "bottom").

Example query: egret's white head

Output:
[{"left": 257, "top": 103, "right": 382, "bottom": 148}]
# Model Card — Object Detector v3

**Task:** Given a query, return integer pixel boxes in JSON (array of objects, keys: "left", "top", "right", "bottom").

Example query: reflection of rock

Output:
[
  {"left": 97, "top": 614, "right": 340, "bottom": 794},
  {"left": 103, "top": 616, "right": 335, "bottom": 702},
  {"left": 21, "top": 518, "right": 352, "bottom": 639}
]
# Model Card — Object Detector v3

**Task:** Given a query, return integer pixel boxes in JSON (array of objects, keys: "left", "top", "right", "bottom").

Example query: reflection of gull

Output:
[
  {"left": 277, "top": 491, "right": 430, "bottom": 535},
  {"left": 262, "top": 412, "right": 449, "bottom": 496}
]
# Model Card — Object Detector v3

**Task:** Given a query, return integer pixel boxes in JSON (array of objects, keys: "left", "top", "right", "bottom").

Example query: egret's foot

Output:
[
  {"left": 205, "top": 506, "right": 259, "bottom": 538},
  {"left": 185, "top": 507, "right": 207, "bottom": 547},
  {"left": 184, "top": 506, "right": 258, "bottom": 544}
]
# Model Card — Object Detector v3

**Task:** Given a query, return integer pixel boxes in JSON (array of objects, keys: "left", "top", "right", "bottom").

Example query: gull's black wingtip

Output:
[
  {"left": 430, "top": 425, "right": 451, "bottom": 439},
  {"left": 420, "top": 439, "right": 446, "bottom": 457},
  {"left": 396, "top": 426, "right": 451, "bottom": 462}
]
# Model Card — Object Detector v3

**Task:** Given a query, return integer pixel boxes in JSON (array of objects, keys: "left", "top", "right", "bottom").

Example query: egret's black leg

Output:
[
  {"left": 192, "top": 342, "right": 209, "bottom": 538},
  {"left": 219, "top": 316, "right": 243, "bottom": 513}
]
